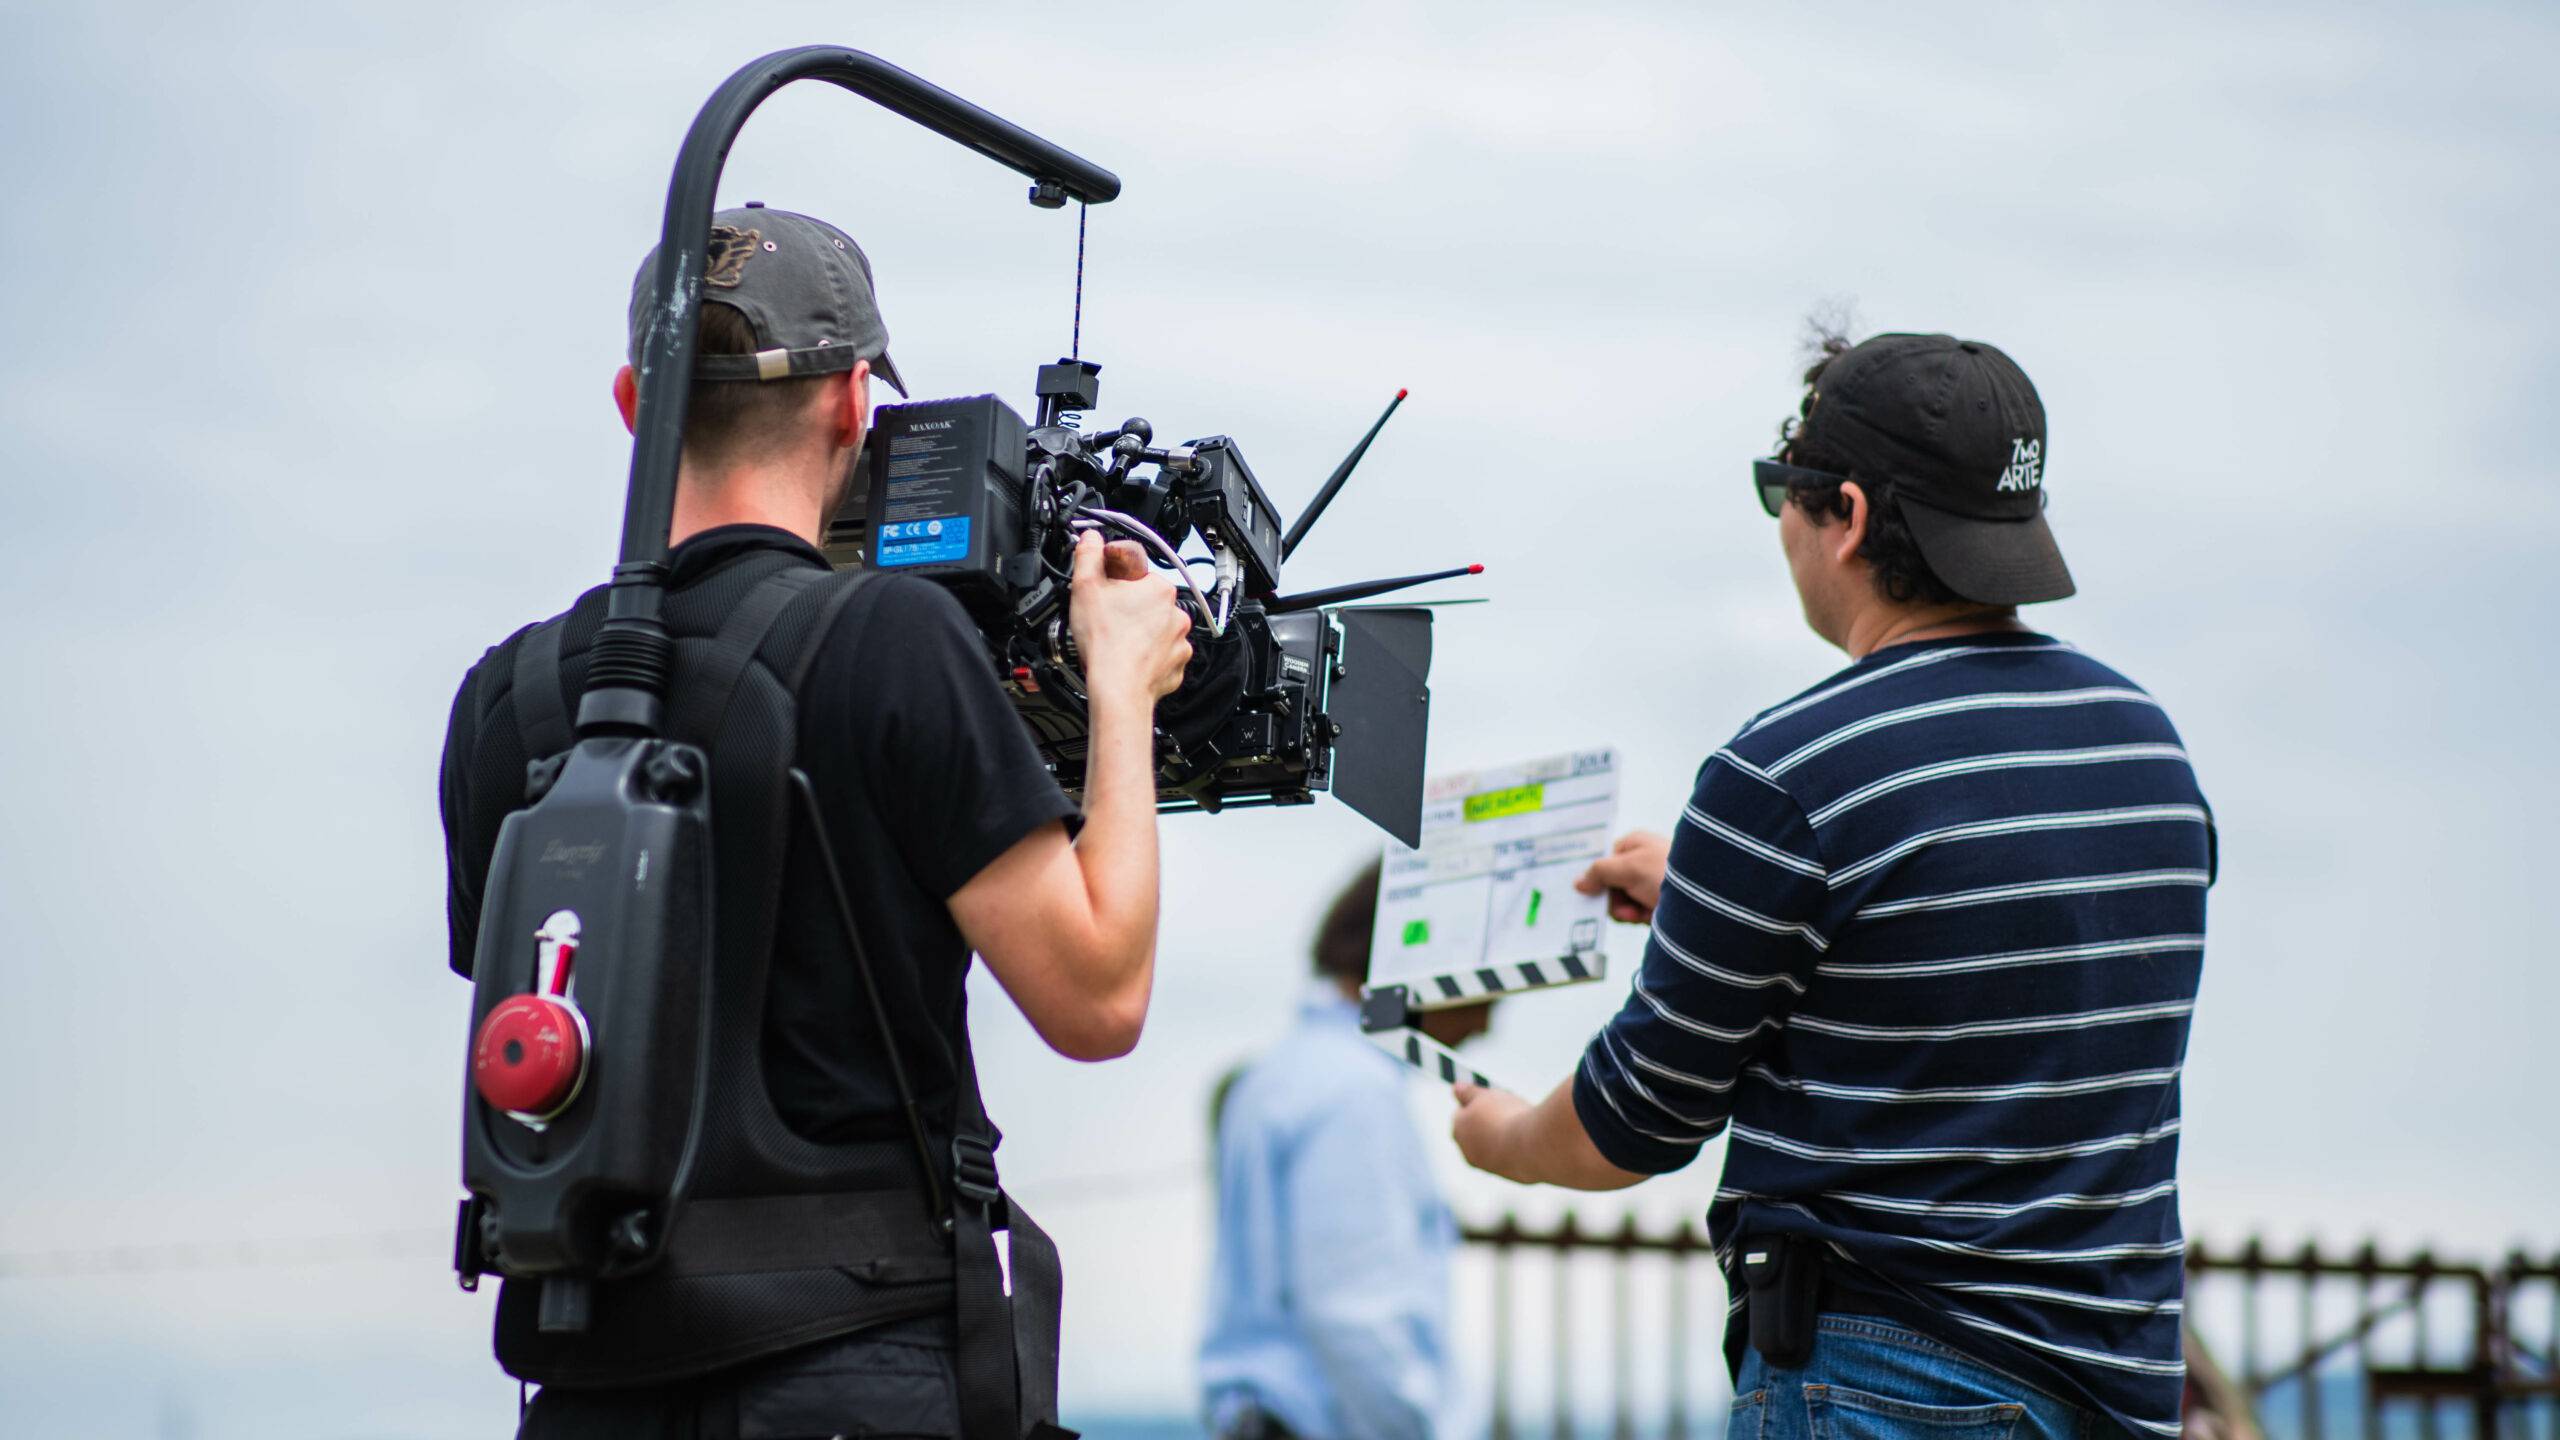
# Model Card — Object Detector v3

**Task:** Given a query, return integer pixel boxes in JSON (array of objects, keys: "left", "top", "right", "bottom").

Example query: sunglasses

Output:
[{"left": 1753, "top": 457, "right": 1848, "bottom": 518}]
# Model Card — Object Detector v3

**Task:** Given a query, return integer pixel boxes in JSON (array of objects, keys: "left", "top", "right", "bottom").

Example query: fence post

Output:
[
  {"left": 2358, "top": 1240, "right": 2383, "bottom": 1440},
  {"left": 1612, "top": 1215, "right": 1637, "bottom": 1440},
  {"left": 2469, "top": 1269, "right": 2497, "bottom": 1440},
  {"left": 2303, "top": 1239, "right": 2326, "bottom": 1440},
  {"left": 2545, "top": 1254, "right": 2558, "bottom": 1440},
  {"left": 2416, "top": 1248, "right": 2442, "bottom": 1440},
  {"left": 2243, "top": 1236, "right": 2266, "bottom": 1401},
  {"left": 1555, "top": 1212, "right": 1579, "bottom": 1440},
  {"left": 1494, "top": 1213, "right": 1518, "bottom": 1440},
  {"left": 1668, "top": 1220, "right": 1694, "bottom": 1440}
]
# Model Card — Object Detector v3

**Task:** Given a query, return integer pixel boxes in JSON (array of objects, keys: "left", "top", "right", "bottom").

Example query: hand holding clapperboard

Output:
[{"left": 1359, "top": 748, "right": 1621, "bottom": 1094}]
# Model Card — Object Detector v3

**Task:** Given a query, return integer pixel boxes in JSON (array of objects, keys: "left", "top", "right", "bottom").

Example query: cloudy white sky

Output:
[{"left": 3, "top": 1, "right": 2555, "bottom": 1435}]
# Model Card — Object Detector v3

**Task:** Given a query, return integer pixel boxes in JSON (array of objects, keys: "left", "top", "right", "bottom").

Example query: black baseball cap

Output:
[
  {"left": 627, "top": 204, "right": 907, "bottom": 396},
  {"left": 1796, "top": 332, "right": 2072, "bottom": 605}
]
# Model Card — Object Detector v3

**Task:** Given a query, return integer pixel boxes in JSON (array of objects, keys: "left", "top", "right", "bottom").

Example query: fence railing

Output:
[
  {"left": 2182, "top": 1239, "right": 2560, "bottom": 1440},
  {"left": 1461, "top": 1213, "right": 1719, "bottom": 1440},
  {"left": 1458, "top": 1215, "right": 2560, "bottom": 1440}
]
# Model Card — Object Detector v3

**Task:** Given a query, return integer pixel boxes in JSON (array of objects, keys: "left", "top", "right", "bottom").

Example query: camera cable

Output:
[{"left": 1071, "top": 505, "right": 1227, "bottom": 637}]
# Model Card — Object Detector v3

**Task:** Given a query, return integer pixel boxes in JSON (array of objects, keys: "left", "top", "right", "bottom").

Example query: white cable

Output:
[
  {"left": 1213, "top": 548, "right": 1243, "bottom": 633},
  {"left": 1072, "top": 506, "right": 1226, "bottom": 637}
]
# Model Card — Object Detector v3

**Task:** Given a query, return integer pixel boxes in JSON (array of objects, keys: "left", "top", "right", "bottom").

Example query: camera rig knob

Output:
[
  {"left": 642, "top": 743, "right": 704, "bottom": 805},
  {"left": 473, "top": 995, "right": 585, "bottom": 1121},
  {"left": 470, "top": 910, "right": 591, "bottom": 1125}
]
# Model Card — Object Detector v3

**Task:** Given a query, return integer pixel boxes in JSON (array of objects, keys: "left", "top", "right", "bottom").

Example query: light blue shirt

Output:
[{"left": 1198, "top": 991, "right": 1454, "bottom": 1440}]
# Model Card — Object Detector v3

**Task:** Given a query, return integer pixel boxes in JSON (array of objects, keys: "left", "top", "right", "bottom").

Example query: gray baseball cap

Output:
[{"left": 627, "top": 203, "right": 907, "bottom": 396}]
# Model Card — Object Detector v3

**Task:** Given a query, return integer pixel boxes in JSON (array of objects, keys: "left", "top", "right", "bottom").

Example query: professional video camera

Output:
[{"left": 823, "top": 364, "right": 1470, "bottom": 846}]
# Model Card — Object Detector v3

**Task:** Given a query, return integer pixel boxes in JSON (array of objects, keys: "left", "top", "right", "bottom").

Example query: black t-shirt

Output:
[{"left": 439, "top": 525, "right": 1078, "bottom": 1145}]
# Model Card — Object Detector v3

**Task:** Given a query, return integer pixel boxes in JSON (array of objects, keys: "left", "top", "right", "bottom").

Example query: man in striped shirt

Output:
[{"left": 1452, "top": 333, "right": 2211, "bottom": 1440}]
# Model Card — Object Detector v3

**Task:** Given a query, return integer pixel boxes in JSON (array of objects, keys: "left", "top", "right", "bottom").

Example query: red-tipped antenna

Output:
[
  {"left": 1282, "top": 388, "right": 1409, "bottom": 563},
  {"left": 1266, "top": 562, "right": 1481, "bottom": 614}
]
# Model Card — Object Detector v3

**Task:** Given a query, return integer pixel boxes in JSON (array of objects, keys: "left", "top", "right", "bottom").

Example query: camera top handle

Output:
[{"left": 580, "top": 45, "right": 1122, "bottom": 738}]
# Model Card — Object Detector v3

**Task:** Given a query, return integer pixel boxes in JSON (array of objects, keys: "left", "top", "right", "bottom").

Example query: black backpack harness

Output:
[{"left": 464, "top": 561, "right": 1069, "bottom": 1440}]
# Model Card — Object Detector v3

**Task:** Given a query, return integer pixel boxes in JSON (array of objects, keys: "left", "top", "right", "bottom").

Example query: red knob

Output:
[{"left": 472, "top": 994, "right": 587, "bottom": 1119}]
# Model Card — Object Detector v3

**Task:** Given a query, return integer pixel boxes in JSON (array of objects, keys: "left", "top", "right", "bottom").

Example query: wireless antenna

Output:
[
  {"left": 1266, "top": 563, "right": 1482, "bottom": 615},
  {"left": 1281, "top": 388, "right": 1406, "bottom": 562}
]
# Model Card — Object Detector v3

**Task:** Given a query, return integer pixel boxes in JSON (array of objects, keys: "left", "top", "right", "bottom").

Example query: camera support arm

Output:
[{"left": 582, "top": 45, "right": 1122, "bottom": 737}]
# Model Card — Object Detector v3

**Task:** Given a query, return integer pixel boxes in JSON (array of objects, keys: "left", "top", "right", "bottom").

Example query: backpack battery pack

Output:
[{"left": 459, "top": 735, "right": 717, "bottom": 1295}]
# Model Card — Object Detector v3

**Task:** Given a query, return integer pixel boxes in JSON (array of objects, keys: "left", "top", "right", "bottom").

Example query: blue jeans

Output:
[{"left": 1732, "top": 1315, "right": 2105, "bottom": 1440}]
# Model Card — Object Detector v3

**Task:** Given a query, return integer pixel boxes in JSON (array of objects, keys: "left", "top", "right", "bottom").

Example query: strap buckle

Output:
[
  {"left": 453, "top": 1195, "right": 490, "bottom": 1292},
  {"left": 951, "top": 1134, "right": 1001, "bottom": 1208}
]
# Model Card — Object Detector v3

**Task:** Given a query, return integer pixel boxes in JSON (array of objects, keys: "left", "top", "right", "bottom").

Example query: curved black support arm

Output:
[
  {"left": 579, "top": 46, "right": 1119, "bottom": 735},
  {"left": 621, "top": 46, "right": 1121, "bottom": 573}
]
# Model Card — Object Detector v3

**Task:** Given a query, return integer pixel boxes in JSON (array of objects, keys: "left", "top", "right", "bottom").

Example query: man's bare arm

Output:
[
  {"left": 951, "top": 816, "right": 1152, "bottom": 1062},
  {"left": 1451, "top": 1077, "right": 1647, "bottom": 1191},
  {"left": 949, "top": 535, "right": 1191, "bottom": 1062}
]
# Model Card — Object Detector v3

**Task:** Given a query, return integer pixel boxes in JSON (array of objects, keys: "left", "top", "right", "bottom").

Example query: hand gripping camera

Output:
[{"left": 824, "top": 364, "right": 1472, "bottom": 847}]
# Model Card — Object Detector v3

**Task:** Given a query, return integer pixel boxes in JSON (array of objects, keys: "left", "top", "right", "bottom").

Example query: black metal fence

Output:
[
  {"left": 1460, "top": 1213, "right": 1720, "bottom": 1440},
  {"left": 2182, "top": 1239, "right": 2560, "bottom": 1440},
  {"left": 1457, "top": 1215, "right": 2560, "bottom": 1440}
]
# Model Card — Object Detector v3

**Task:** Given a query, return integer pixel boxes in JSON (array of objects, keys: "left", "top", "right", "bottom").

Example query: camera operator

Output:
[
  {"left": 1450, "top": 333, "right": 2213, "bottom": 1440},
  {"left": 439, "top": 206, "right": 1192, "bottom": 1437}
]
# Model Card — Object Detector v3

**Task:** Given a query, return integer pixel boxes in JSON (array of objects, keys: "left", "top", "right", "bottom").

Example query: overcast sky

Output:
[{"left": 4, "top": 1, "right": 2556, "bottom": 1435}]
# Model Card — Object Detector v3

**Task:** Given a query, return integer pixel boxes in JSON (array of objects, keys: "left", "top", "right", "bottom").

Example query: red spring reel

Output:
[{"left": 471, "top": 911, "right": 589, "bottom": 1123}]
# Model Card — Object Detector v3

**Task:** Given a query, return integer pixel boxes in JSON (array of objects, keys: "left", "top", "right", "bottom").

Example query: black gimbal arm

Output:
[{"left": 582, "top": 46, "right": 1120, "bottom": 737}]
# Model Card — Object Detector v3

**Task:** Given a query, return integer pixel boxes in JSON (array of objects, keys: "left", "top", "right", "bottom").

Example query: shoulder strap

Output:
[
  {"left": 959, "top": 1188, "right": 1069, "bottom": 1436},
  {"left": 512, "top": 566, "right": 823, "bottom": 764},
  {"left": 772, "top": 566, "right": 875, "bottom": 691},
  {"left": 666, "top": 566, "right": 827, "bottom": 744},
  {"left": 764, "top": 569, "right": 950, "bottom": 1218},
  {"left": 953, "top": 1038, "right": 1072, "bottom": 1440},
  {"left": 511, "top": 617, "right": 573, "bottom": 759}
]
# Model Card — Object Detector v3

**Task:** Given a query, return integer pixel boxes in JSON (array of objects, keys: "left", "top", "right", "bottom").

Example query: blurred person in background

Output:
[{"left": 1198, "top": 862, "right": 1495, "bottom": 1440}]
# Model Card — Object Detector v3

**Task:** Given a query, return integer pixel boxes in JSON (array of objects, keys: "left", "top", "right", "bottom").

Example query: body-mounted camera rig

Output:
[
  {"left": 455, "top": 45, "right": 1478, "bottom": 1398},
  {"left": 457, "top": 45, "right": 1127, "bottom": 1341}
]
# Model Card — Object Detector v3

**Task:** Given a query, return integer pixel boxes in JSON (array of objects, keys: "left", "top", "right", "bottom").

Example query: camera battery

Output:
[{"left": 858, "top": 395, "right": 1028, "bottom": 598}]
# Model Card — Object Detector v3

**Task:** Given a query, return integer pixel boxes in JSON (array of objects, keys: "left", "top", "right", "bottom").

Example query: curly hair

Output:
[{"left": 1774, "top": 329, "right": 1969, "bottom": 609}]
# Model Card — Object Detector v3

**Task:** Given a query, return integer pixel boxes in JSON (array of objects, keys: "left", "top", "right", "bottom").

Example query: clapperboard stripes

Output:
[
  {"left": 1363, "top": 1025, "right": 1493, "bottom": 1090},
  {"left": 1411, "top": 931, "right": 1603, "bottom": 1007}
]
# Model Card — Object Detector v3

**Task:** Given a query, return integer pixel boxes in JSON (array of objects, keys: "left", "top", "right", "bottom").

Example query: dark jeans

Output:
[
  {"left": 1734, "top": 1315, "right": 2106, "bottom": 1440},
  {"left": 517, "top": 1314, "right": 959, "bottom": 1440}
]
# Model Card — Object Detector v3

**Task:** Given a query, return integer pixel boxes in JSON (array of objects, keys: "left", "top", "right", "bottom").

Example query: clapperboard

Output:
[{"left": 1360, "top": 748, "right": 1619, "bottom": 1092}]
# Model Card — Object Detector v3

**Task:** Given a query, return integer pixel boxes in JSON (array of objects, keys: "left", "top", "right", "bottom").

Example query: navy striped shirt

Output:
[{"left": 1573, "top": 631, "right": 2211, "bottom": 1438}]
